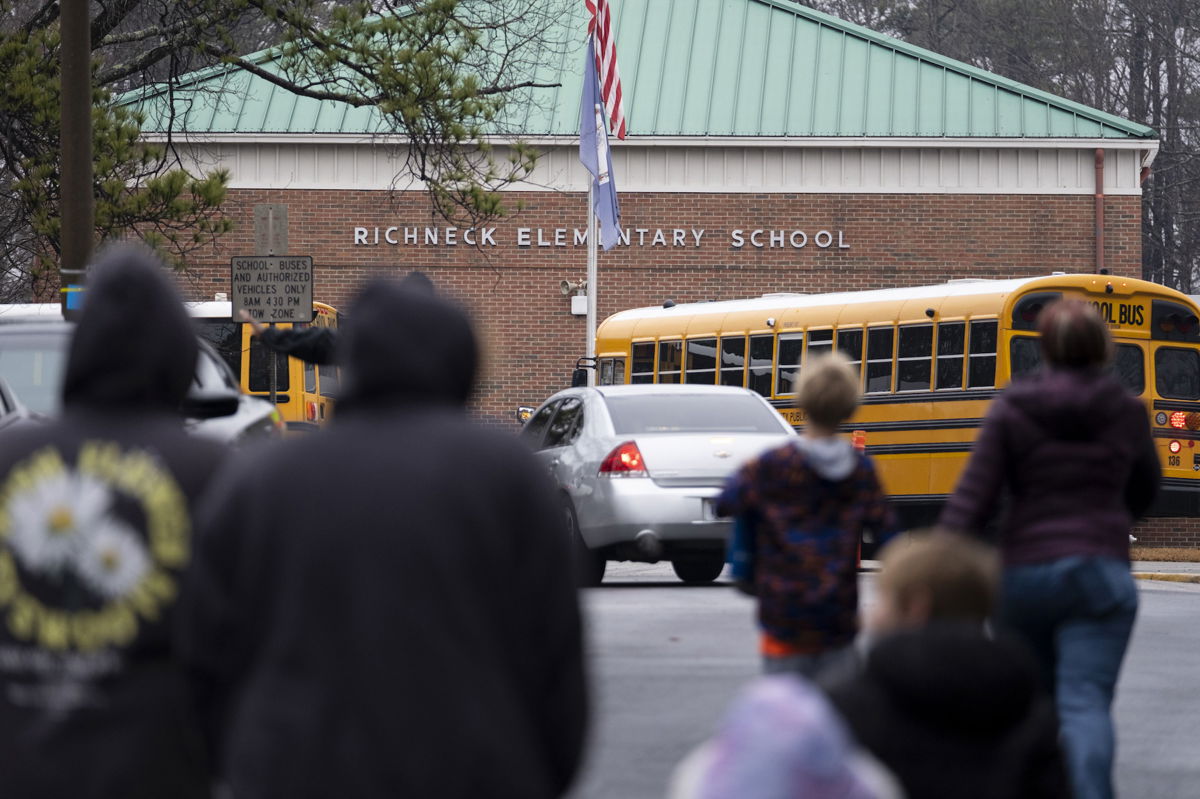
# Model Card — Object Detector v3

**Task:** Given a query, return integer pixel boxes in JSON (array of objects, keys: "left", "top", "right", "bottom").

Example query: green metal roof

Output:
[{"left": 129, "top": 0, "right": 1156, "bottom": 139}]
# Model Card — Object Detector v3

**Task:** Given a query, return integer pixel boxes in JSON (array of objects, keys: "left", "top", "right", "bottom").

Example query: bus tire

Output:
[
  {"left": 565, "top": 499, "right": 605, "bottom": 587},
  {"left": 672, "top": 554, "right": 725, "bottom": 584}
]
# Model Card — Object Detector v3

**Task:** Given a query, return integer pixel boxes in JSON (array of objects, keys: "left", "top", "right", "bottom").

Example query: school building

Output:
[{"left": 129, "top": 0, "right": 1189, "bottom": 542}]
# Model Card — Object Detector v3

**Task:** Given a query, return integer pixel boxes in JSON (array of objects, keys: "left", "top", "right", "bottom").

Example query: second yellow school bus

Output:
[
  {"left": 594, "top": 274, "right": 1200, "bottom": 526},
  {"left": 190, "top": 300, "right": 340, "bottom": 432}
]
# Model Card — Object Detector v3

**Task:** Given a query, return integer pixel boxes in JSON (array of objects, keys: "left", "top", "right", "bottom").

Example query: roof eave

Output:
[{"left": 141, "top": 132, "right": 1160, "bottom": 151}]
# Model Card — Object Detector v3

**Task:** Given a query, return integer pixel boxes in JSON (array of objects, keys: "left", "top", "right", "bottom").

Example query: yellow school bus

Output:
[
  {"left": 190, "top": 301, "right": 339, "bottom": 432},
  {"left": 594, "top": 274, "right": 1200, "bottom": 526}
]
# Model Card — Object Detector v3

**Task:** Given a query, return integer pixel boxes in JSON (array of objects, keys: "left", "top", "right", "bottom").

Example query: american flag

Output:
[{"left": 585, "top": 0, "right": 627, "bottom": 139}]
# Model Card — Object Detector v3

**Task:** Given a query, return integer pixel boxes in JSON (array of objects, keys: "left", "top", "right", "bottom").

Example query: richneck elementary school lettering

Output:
[{"left": 352, "top": 226, "right": 851, "bottom": 250}]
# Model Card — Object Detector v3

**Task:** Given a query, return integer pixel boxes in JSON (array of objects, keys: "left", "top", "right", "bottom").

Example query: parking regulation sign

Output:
[{"left": 230, "top": 255, "right": 314, "bottom": 322}]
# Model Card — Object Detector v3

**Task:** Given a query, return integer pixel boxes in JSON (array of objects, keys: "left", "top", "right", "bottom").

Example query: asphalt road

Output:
[{"left": 567, "top": 563, "right": 1200, "bottom": 799}]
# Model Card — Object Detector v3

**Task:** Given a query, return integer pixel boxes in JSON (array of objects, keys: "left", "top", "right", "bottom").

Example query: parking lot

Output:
[{"left": 568, "top": 563, "right": 1200, "bottom": 799}]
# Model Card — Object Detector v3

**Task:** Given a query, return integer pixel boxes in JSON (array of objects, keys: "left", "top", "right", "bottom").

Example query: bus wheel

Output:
[
  {"left": 672, "top": 554, "right": 725, "bottom": 584},
  {"left": 565, "top": 500, "right": 605, "bottom": 587}
]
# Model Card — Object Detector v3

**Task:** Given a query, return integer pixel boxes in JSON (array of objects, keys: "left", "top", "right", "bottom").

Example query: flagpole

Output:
[{"left": 586, "top": 182, "right": 598, "bottom": 386}]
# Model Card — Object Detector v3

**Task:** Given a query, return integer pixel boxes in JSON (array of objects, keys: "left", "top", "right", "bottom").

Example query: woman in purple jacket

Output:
[{"left": 940, "top": 299, "right": 1160, "bottom": 799}]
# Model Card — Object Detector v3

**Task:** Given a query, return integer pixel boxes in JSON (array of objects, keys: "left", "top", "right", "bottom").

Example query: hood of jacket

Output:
[
  {"left": 337, "top": 274, "right": 478, "bottom": 411},
  {"left": 794, "top": 436, "right": 858, "bottom": 480},
  {"left": 865, "top": 624, "right": 1041, "bottom": 737},
  {"left": 1003, "top": 368, "right": 1132, "bottom": 441},
  {"left": 61, "top": 244, "right": 197, "bottom": 414}
]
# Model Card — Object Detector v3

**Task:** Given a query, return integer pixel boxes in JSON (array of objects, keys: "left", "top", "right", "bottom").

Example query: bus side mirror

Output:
[
  {"left": 570, "top": 368, "right": 588, "bottom": 388},
  {"left": 516, "top": 406, "right": 534, "bottom": 423}
]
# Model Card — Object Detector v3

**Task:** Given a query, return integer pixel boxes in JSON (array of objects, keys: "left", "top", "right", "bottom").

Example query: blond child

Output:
[
  {"left": 823, "top": 531, "right": 1069, "bottom": 799},
  {"left": 717, "top": 354, "right": 895, "bottom": 675}
]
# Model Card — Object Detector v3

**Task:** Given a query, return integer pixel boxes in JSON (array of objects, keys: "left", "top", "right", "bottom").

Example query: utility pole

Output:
[{"left": 59, "top": 0, "right": 93, "bottom": 313}]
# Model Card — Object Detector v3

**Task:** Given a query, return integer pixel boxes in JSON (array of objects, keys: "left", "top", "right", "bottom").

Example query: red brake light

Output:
[
  {"left": 1170, "top": 411, "right": 1188, "bottom": 430},
  {"left": 599, "top": 441, "right": 647, "bottom": 476}
]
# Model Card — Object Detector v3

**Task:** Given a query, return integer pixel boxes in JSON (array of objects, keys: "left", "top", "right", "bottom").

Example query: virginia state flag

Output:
[{"left": 579, "top": 37, "right": 621, "bottom": 250}]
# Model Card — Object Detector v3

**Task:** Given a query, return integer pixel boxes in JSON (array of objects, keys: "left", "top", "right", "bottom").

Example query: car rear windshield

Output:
[
  {"left": 0, "top": 331, "right": 70, "bottom": 415},
  {"left": 604, "top": 393, "right": 787, "bottom": 434}
]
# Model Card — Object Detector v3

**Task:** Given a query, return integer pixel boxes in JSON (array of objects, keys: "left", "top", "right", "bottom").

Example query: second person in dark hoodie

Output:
[
  {"left": 177, "top": 276, "right": 588, "bottom": 799},
  {"left": 940, "top": 299, "right": 1160, "bottom": 799}
]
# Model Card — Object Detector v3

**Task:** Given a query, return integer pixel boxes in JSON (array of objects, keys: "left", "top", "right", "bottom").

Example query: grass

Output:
[{"left": 1130, "top": 546, "right": 1200, "bottom": 563}]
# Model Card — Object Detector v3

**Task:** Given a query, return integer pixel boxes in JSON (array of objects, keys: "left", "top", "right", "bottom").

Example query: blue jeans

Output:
[{"left": 1001, "top": 557, "right": 1138, "bottom": 799}]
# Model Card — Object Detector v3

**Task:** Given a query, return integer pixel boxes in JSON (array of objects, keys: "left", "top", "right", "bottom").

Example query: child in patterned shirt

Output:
[{"left": 718, "top": 353, "right": 896, "bottom": 675}]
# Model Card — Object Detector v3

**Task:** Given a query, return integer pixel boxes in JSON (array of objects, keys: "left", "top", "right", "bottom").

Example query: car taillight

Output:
[{"left": 599, "top": 441, "right": 647, "bottom": 477}]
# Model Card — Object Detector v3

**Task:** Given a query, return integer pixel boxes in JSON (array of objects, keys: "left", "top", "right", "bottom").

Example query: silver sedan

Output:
[{"left": 519, "top": 384, "right": 796, "bottom": 585}]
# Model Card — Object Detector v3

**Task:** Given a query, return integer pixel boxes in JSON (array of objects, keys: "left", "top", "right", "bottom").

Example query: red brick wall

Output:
[
  {"left": 178, "top": 189, "right": 1141, "bottom": 426},
  {"left": 1133, "top": 517, "right": 1200, "bottom": 548}
]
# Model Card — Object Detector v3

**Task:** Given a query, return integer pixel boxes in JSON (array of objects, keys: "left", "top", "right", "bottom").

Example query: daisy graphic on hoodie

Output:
[
  {"left": 0, "top": 442, "right": 190, "bottom": 653},
  {"left": 4, "top": 458, "right": 149, "bottom": 599}
]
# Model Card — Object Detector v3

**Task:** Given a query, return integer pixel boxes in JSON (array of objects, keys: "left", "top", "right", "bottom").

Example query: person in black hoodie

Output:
[
  {"left": 822, "top": 530, "right": 1069, "bottom": 799},
  {"left": 178, "top": 275, "right": 588, "bottom": 799},
  {"left": 0, "top": 244, "right": 225, "bottom": 798}
]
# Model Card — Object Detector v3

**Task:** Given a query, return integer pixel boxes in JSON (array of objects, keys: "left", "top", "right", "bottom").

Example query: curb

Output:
[{"left": 1133, "top": 572, "right": 1200, "bottom": 584}]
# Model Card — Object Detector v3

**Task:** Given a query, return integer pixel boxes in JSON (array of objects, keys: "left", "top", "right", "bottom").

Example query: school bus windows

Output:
[
  {"left": 1012, "top": 292, "right": 1061, "bottom": 330},
  {"left": 248, "top": 339, "right": 290, "bottom": 393},
  {"left": 658, "top": 340, "right": 683, "bottom": 383},
  {"left": 720, "top": 336, "right": 746, "bottom": 386},
  {"left": 598, "top": 357, "right": 625, "bottom": 385},
  {"left": 748, "top": 335, "right": 773, "bottom": 395},
  {"left": 686, "top": 339, "right": 717, "bottom": 383},
  {"left": 808, "top": 330, "right": 833, "bottom": 362},
  {"left": 866, "top": 327, "right": 894, "bottom": 393},
  {"left": 319, "top": 361, "right": 340, "bottom": 396},
  {"left": 1155, "top": 347, "right": 1200, "bottom": 399},
  {"left": 1010, "top": 335, "right": 1041, "bottom": 379},
  {"left": 631, "top": 342, "right": 655, "bottom": 383},
  {"left": 936, "top": 322, "right": 965, "bottom": 390},
  {"left": 775, "top": 333, "right": 804, "bottom": 396},
  {"left": 968, "top": 320, "right": 998, "bottom": 388},
  {"left": 1113, "top": 345, "right": 1144, "bottom": 395},
  {"left": 1151, "top": 301, "right": 1200, "bottom": 342},
  {"left": 837, "top": 329, "right": 864, "bottom": 378},
  {"left": 897, "top": 325, "right": 933, "bottom": 392}
]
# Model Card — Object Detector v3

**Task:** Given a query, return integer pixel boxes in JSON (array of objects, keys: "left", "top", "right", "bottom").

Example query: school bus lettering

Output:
[
  {"left": 1089, "top": 301, "right": 1145, "bottom": 328},
  {"left": 777, "top": 408, "right": 805, "bottom": 425}
]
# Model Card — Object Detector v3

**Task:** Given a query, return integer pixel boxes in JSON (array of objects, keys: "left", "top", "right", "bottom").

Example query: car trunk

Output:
[{"left": 633, "top": 433, "right": 788, "bottom": 487}]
